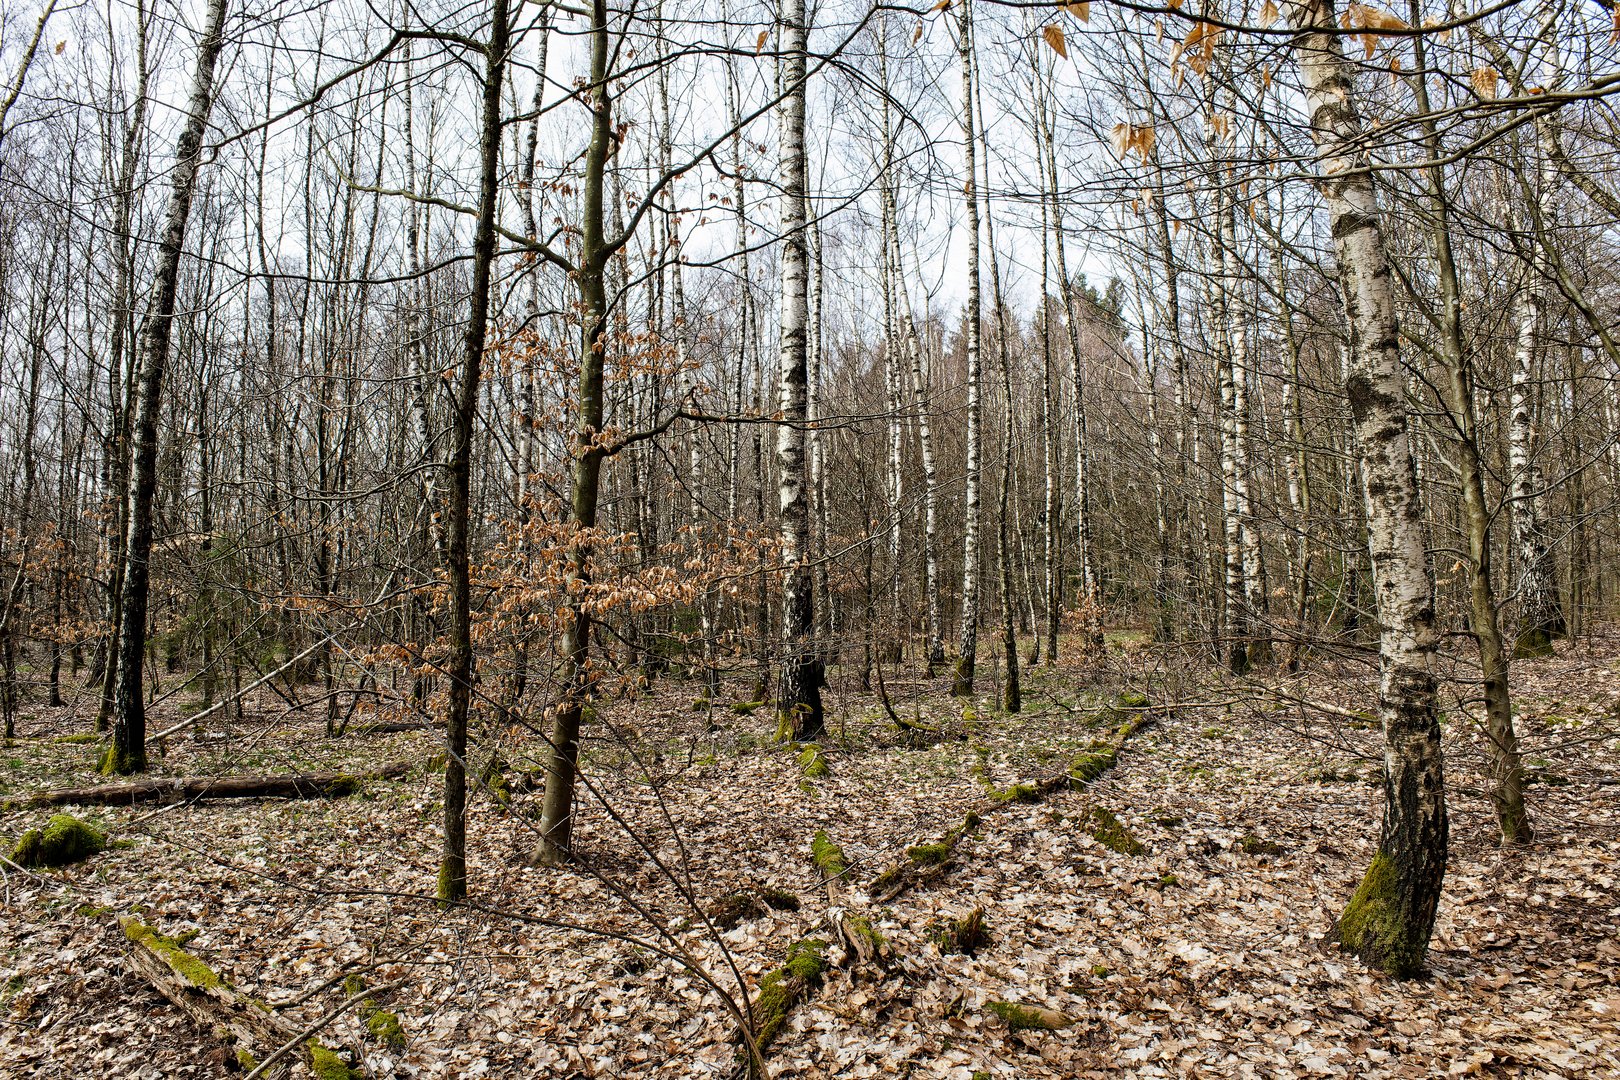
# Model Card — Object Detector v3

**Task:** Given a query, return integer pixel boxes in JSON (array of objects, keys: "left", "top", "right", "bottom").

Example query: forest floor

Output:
[{"left": 1, "top": 632, "right": 1618, "bottom": 1079}]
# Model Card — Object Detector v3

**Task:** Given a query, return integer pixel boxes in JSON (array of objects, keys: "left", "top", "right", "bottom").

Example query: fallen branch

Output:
[
  {"left": 865, "top": 704, "right": 1153, "bottom": 902},
  {"left": 3, "top": 761, "right": 412, "bottom": 810},
  {"left": 868, "top": 811, "right": 982, "bottom": 904},
  {"left": 119, "top": 915, "right": 361, "bottom": 1078},
  {"left": 874, "top": 661, "right": 946, "bottom": 744}
]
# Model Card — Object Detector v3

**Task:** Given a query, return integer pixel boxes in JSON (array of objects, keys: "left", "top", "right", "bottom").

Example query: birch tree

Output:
[{"left": 1284, "top": 0, "right": 1446, "bottom": 978}]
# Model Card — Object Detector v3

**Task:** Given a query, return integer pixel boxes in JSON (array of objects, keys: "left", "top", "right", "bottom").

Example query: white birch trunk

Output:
[
  {"left": 950, "top": 0, "right": 982, "bottom": 696},
  {"left": 774, "top": 0, "right": 822, "bottom": 739},
  {"left": 1285, "top": 0, "right": 1445, "bottom": 979}
]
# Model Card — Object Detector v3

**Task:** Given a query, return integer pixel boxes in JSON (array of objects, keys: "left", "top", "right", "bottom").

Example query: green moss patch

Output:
[
  {"left": 1337, "top": 852, "right": 1428, "bottom": 978},
  {"left": 121, "top": 918, "right": 225, "bottom": 990},
  {"left": 1085, "top": 807, "right": 1144, "bottom": 856},
  {"left": 752, "top": 938, "right": 829, "bottom": 1050},
  {"left": 307, "top": 1041, "right": 361, "bottom": 1080},
  {"left": 1068, "top": 748, "right": 1118, "bottom": 788},
  {"left": 797, "top": 744, "right": 830, "bottom": 779},
  {"left": 344, "top": 974, "right": 408, "bottom": 1052},
  {"left": 906, "top": 841, "right": 953, "bottom": 866},
  {"left": 12, "top": 814, "right": 107, "bottom": 869},
  {"left": 1238, "top": 833, "right": 1283, "bottom": 856},
  {"left": 811, "top": 831, "right": 848, "bottom": 880}
]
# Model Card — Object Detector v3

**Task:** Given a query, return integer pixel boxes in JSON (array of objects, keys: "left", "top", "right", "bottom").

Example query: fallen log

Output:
[
  {"left": 2, "top": 761, "right": 412, "bottom": 810},
  {"left": 119, "top": 916, "right": 360, "bottom": 1078},
  {"left": 865, "top": 704, "right": 1153, "bottom": 902}
]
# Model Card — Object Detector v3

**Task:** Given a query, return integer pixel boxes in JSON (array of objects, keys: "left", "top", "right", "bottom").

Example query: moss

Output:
[
  {"left": 843, "top": 914, "right": 886, "bottom": 955},
  {"left": 754, "top": 971, "right": 795, "bottom": 1049},
  {"left": 364, "top": 1007, "right": 407, "bottom": 1051},
  {"left": 12, "top": 814, "right": 106, "bottom": 868},
  {"left": 52, "top": 733, "right": 99, "bottom": 745},
  {"left": 731, "top": 700, "right": 766, "bottom": 715},
  {"left": 97, "top": 742, "right": 145, "bottom": 775},
  {"left": 1086, "top": 807, "right": 1144, "bottom": 856},
  {"left": 1238, "top": 833, "right": 1283, "bottom": 856},
  {"left": 121, "top": 919, "right": 225, "bottom": 990},
  {"left": 986, "top": 1000, "right": 1072, "bottom": 1031},
  {"left": 1091, "top": 964, "right": 1109, "bottom": 978},
  {"left": 307, "top": 1041, "right": 360, "bottom": 1080},
  {"left": 907, "top": 841, "right": 952, "bottom": 866},
  {"left": 235, "top": 1048, "right": 258, "bottom": 1072},
  {"left": 1116, "top": 690, "right": 1150, "bottom": 709},
  {"left": 342, "top": 974, "right": 367, "bottom": 997},
  {"left": 1068, "top": 749, "right": 1117, "bottom": 788},
  {"left": 753, "top": 938, "right": 828, "bottom": 1050},
  {"left": 691, "top": 697, "right": 712, "bottom": 712},
  {"left": 436, "top": 860, "right": 464, "bottom": 906},
  {"left": 1152, "top": 814, "right": 1184, "bottom": 828},
  {"left": 783, "top": 938, "right": 828, "bottom": 981},
  {"left": 810, "top": 830, "right": 848, "bottom": 880},
  {"left": 992, "top": 782, "right": 1040, "bottom": 804},
  {"left": 1156, "top": 873, "right": 1180, "bottom": 888},
  {"left": 1337, "top": 851, "right": 1427, "bottom": 978},
  {"left": 797, "top": 745, "right": 830, "bottom": 779}
]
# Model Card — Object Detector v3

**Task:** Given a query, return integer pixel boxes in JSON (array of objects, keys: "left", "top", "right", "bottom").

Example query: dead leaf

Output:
[{"left": 1042, "top": 23, "right": 1068, "bottom": 59}]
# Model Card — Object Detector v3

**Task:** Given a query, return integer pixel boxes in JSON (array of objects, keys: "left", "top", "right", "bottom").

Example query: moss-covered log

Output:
[
  {"left": 10, "top": 813, "right": 106, "bottom": 867},
  {"left": 929, "top": 906, "right": 990, "bottom": 956},
  {"left": 748, "top": 937, "right": 828, "bottom": 1058},
  {"left": 119, "top": 915, "right": 359, "bottom": 1078},
  {"left": 986, "top": 999, "right": 1074, "bottom": 1031},
  {"left": 1084, "top": 807, "right": 1145, "bottom": 855},
  {"left": 3, "top": 761, "right": 412, "bottom": 810},
  {"left": 810, "top": 830, "right": 848, "bottom": 881},
  {"left": 342, "top": 974, "right": 407, "bottom": 1052},
  {"left": 831, "top": 909, "right": 892, "bottom": 972},
  {"left": 868, "top": 811, "right": 981, "bottom": 903}
]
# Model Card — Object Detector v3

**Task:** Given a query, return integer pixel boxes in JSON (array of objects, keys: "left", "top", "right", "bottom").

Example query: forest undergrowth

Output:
[{"left": 1, "top": 633, "right": 1617, "bottom": 1079}]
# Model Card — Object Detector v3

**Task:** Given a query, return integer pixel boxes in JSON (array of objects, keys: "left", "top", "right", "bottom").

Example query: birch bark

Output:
[{"left": 1285, "top": 0, "right": 1446, "bottom": 977}]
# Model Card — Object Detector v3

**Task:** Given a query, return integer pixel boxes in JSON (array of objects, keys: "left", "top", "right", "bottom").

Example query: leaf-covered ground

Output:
[{"left": 2, "top": 638, "right": 1618, "bottom": 1078}]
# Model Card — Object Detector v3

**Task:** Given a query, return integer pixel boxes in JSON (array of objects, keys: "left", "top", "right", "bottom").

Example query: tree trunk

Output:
[
  {"left": 535, "top": 0, "right": 614, "bottom": 866},
  {"left": 437, "top": 0, "right": 508, "bottom": 902},
  {"left": 773, "top": 0, "right": 823, "bottom": 742},
  {"left": 950, "top": 0, "right": 982, "bottom": 697},
  {"left": 106, "top": 0, "right": 229, "bottom": 775},
  {"left": 1285, "top": 0, "right": 1446, "bottom": 979}
]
